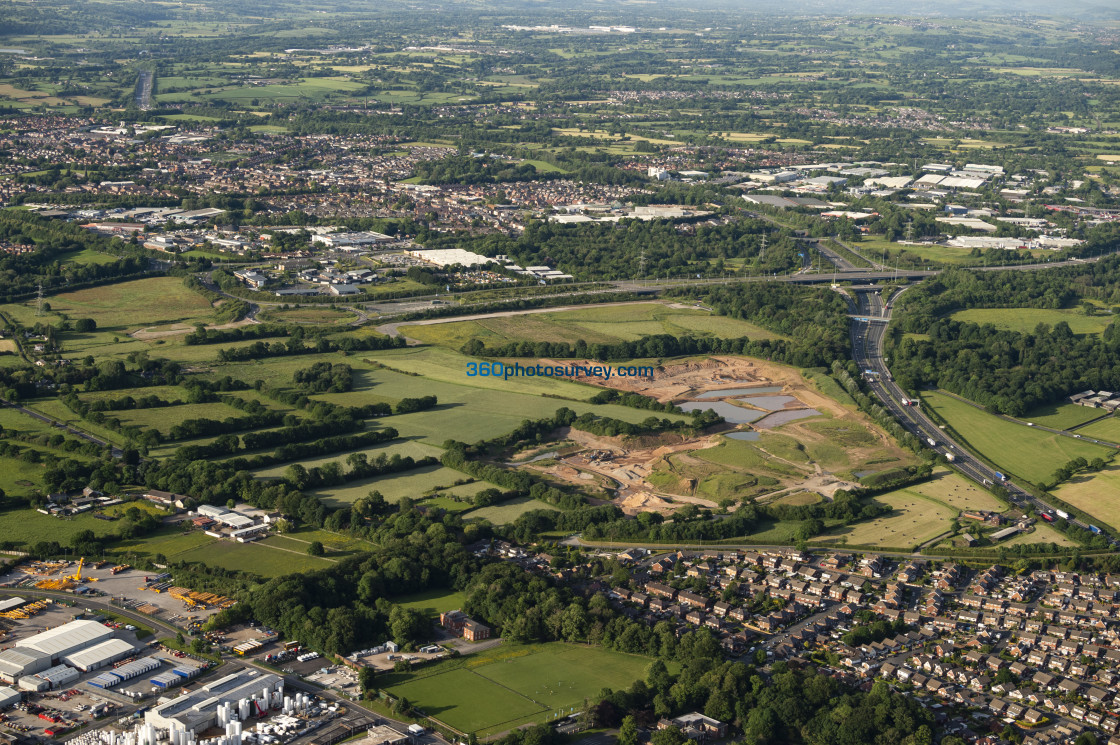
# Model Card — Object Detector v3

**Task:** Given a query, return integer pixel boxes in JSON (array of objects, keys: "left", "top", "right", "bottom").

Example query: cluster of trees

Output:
[
  {"left": 225, "top": 429, "right": 401, "bottom": 471},
  {"left": 413, "top": 155, "right": 552, "bottom": 186},
  {"left": 168, "top": 409, "right": 288, "bottom": 442},
  {"left": 78, "top": 392, "right": 190, "bottom": 412},
  {"left": 423, "top": 216, "right": 801, "bottom": 280},
  {"left": 459, "top": 285, "right": 849, "bottom": 371},
  {"left": 216, "top": 333, "right": 405, "bottom": 361},
  {"left": 293, "top": 362, "right": 353, "bottom": 393},
  {"left": 442, "top": 443, "right": 587, "bottom": 510},
  {"left": 394, "top": 395, "right": 438, "bottom": 415},
  {"left": 889, "top": 263, "right": 1120, "bottom": 415},
  {"left": 571, "top": 410, "right": 722, "bottom": 438},
  {"left": 1044, "top": 456, "right": 1107, "bottom": 491},
  {"left": 183, "top": 323, "right": 291, "bottom": 346},
  {"left": 282, "top": 450, "right": 437, "bottom": 491},
  {"left": 239, "top": 513, "right": 481, "bottom": 653},
  {"left": 0, "top": 211, "right": 153, "bottom": 301},
  {"left": 588, "top": 389, "right": 681, "bottom": 413},
  {"left": 831, "top": 361, "right": 923, "bottom": 452},
  {"left": 465, "top": 332, "right": 784, "bottom": 364},
  {"left": 174, "top": 416, "right": 369, "bottom": 461}
]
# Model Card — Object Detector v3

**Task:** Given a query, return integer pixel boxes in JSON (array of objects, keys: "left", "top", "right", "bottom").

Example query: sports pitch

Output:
[{"left": 381, "top": 643, "right": 654, "bottom": 735}]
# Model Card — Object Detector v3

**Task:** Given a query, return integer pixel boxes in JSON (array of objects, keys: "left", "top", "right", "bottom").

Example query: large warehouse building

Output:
[
  {"left": 147, "top": 671, "right": 283, "bottom": 734},
  {"left": 0, "top": 619, "right": 116, "bottom": 682},
  {"left": 0, "top": 648, "right": 51, "bottom": 684},
  {"left": 62, "top": 638, "right": 137, "bottom": 672}
]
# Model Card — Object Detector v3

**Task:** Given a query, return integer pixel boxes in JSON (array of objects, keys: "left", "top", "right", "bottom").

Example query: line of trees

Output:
[{"left": 216, "top": 333, "right": 406, "bottom": 361}]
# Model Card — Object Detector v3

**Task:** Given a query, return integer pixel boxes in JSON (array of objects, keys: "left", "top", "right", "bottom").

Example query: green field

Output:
[
  {"left": 1002, "top": 522, "right": 1077, "bottom": 547},
  {"left": 172, "top": 539, "right": 335, "bottom": 577},
  {"left": 921, "top": 391, "right": 1112, "bottom": 484},
  {"left": 392, "top": 588, "right": 466, "bottom": 617},
  {"left": 0, "top": 450, "right": 48, "bottom": 497},
  {"left": 111, "top": 527, "right": 217, "bottom": 560},
  {"left": 949, "top": 307, "right": 1114, "bottom": 335},
  {"left": 299, "top": 347, "right": 688, "bottom": 446},
  {"left": 1054, "top": 465, "right": 1120, "bottom": 532},
  {"left": 60, "top": 248, "right": 120, "bottom": 266},
  {"left": 308, "top": 464, "right": 486, "bottom": 507},
  {"left": 1023, "top": 402, "right": 1107, "bottom": 430},
  {"left": 114, "top": 401, "right": 249, "bottom": 436},
  {"left": 402, "top": 302, "right": 786, "bottom": 350},
  {"left": 41, "top": 276, "right": 214, "bottom": 331},
  {"left": 814, "top": 468, "right": 1002, "bottom": 549},
  {"left": 261, "top": 527, "right": 374, "bottom": 559},
  {"left": 252, "top": 440, "right": 443, "bottom": 478},
  {"left": 815, "top": 490, "right": 956, "bottom": 550},
  {"left": 0, "top": 506, "right": 121, "bottom": 546},
  {"left": 257, "top": 307, "right": 358, "bottom": 325},
  {"left": 381, "top": 643, "right": 657, "bottom": 736},
  {"left": 463, "top": 496, "right": 560, "bottom": 524},
  {"left": 1075, "top": 416, "right": 1120, "bottom": 442}
]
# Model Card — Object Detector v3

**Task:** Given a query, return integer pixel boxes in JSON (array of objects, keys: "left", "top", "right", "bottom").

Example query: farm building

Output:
[{"left": 991, "top": 526, "right": 1021, "bottom": 542}]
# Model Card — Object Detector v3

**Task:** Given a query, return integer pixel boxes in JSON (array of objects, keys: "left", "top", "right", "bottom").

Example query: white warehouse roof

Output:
[
  {"left": 0, "top": 686, "right": 20, "bottom": 709},
  {"left": 19, "top": 620, "right": 115, "bottom": 659},
  {"left": 0, "top": 647, "right": 51, "bottom": 681},
  {"left": 62, "top": 638, "right": 136, "bottom": 672}
]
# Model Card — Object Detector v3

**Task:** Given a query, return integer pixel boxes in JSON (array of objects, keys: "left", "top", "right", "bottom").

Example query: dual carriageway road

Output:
[{"left": 849, "top": 285, "right": 1117, "bottom": 544}]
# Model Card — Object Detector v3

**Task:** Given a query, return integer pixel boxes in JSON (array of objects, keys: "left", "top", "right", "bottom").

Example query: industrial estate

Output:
[{"left": 4, "top": 1, "right": 1120, "bottom": 745}]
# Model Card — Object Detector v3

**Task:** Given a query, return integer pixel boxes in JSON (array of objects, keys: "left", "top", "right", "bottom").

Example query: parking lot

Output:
[{"left": 0, "top": 686, "right": 124, "bottom": 738}]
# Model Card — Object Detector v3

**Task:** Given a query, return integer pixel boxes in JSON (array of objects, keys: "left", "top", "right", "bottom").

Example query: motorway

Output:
[{"left": 849, "top": 286, "right": 1114, "bottom": 542}]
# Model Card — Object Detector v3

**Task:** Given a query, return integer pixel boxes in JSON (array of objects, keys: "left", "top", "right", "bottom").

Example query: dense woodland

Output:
[{"left": 889, "top": 260, "right": 1120, "bottom": 414}]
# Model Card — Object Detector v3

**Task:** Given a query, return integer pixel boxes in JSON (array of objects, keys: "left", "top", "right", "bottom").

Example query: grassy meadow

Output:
[{"left": 921, "top": 391, "right": 1112, "bottom": 484}]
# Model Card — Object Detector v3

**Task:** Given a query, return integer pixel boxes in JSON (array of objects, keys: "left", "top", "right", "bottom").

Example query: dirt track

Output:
[{"left": 129, "top": 317, "right": 258, "bottom": 340}]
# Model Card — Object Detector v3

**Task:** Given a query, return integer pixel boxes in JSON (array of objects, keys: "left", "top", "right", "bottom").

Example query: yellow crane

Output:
[{"left": 69, "top": 557, "right": 84, "bottom": 583}]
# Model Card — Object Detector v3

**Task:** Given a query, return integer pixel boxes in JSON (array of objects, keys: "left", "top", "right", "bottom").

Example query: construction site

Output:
[{"left": 526, "top": 356, "right": 917, "bottom": 513}]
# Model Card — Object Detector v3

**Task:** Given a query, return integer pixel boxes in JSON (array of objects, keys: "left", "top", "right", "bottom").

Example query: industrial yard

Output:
[
  {"left": 0, "top": 560, "right": 232, "bottom": 624},
  {"left": 0, "top": 597, "right": 390, "bottom": 745}
]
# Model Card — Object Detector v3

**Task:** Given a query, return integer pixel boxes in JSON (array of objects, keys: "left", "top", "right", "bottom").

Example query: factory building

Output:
[
  {"left": 0, "top": 648, "right": 51, "bottom": 684},
  {"left": 0, "top": 686, "right": 20, "bottom": 710},
  {"left": 146, "top": 670, "right": 284, "bottom": 734},
  {"left": 0, "top": 619, "right": 117, "bottom": 683},
  {"left": 20, "top": 620, "right": 115, "bottom": 662},
  {"left": 62, "top": 638, "right": 137, "bottom": 672},
  {"left": 18, "top": 664, "right": 80, "bottom": 692}
]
